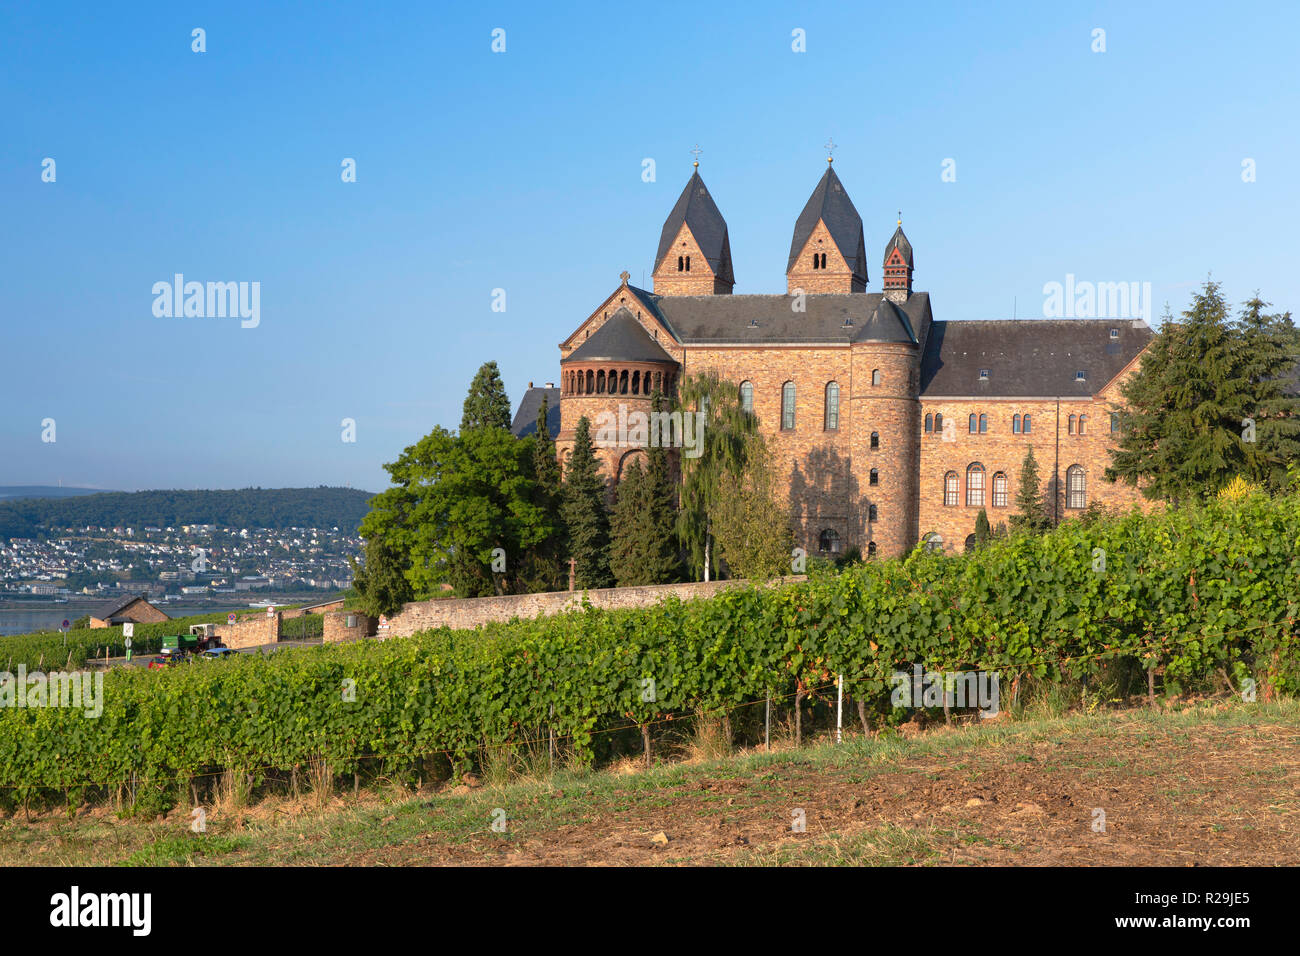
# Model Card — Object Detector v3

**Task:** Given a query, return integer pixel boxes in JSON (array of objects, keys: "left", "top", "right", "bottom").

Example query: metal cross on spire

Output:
[
  {"left": 825, "top": 137, "right": 837, "bottom": 163},
  {"left": 690, "top": 144, "right": 702, "bottom": 167}
]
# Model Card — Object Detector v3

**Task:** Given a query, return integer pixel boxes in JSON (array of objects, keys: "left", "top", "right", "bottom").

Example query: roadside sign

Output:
[
  {"left": 266, "top": 604, "right": 276, "bottom": 618},
  {"left": 124, "top": 637, "right": 132, "bottom": 649},
  {"left": 123, "top": 623, "right": 134, "bottom": 638},
  {"left": 228, "top": 613, "right": 236, "bottom": 625},
  {"left": 61, "top": 620, "right": 70, "bottom": 632}
]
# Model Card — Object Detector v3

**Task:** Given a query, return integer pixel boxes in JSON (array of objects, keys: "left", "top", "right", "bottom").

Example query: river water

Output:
[{"left": 0, "top": 603, "right": 283, "bottom": 636}]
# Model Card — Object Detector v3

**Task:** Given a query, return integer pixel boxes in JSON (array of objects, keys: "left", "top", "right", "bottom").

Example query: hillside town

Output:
[{"left": 0, "top": 524, "right": 359, "bottom": 601}]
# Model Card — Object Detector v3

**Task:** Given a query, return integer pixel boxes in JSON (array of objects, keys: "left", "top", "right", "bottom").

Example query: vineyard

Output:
[{"left": 1, "top": 490, "right": 1298, "bottom": 815}]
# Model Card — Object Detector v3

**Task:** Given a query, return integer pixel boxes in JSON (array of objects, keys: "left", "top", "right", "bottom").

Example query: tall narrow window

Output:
[
  {"left": 1067, "top": 465, "right": 1086, "bottom": 509},
  {"left": 969, "top": 414, "right": 977, "bottom": 434},
  {"left": 979, "top": 414, "right": 988, "bottom": 433},
  {"left": 867, "top": 542, "right": 877, "bottom": 556},
  {"left": 943, "top": 471, "right": 959, "bottom": 506},
  {"left": 685, "top": 256, "right": 691, "bottom": 271},
  {"left": 824, "top": 382, "right": 840, "bottom": 430},
  {"left": 1068, "top": 415, "right": 1076, "bottom": 435},
  {"left": 872, "top": 368, "right": 881, "bottom": 386},
  {"left": 740, "top": 381, "right": 754, "bottom": 415},
  {"left": 868, "top": 504, "right": 878, "bottom": 522},
  {"left": 1023, "top": 414, "right": 1032, "bottom": 433},
  {"left": 966, "top": 462, "right": 986, "bottom": 507},
  {"left": 992, "top": 472, "right": 1008, "bottom": 507},
  {"left": 925, "top": 413, "right": 933, "bottom": 433},
  {"left": 1012, "top": 414, "right": 1021, "bottom": 434},
  {"left": 677, "top": 255, "right": 684, "bottom": 272},
  {"left": 812, "top": 253, "right": 820, "bottom": 270},
  {"left": 781, "top": 382, "right": 795, "bottom": 430},
  {"left": 870, "top": 431, "right": 880, "bottom": 449},
  {"left": 1110, "top": 412, "right": 1119, "bottom": 434},
  {"left": 934, "top": 413, "right": 944, "bottom": 434},
  {"left": 869, "top": 468, "right": 879, "bottom": 486},
  {"left": 1078, "top": 414, "right": 1087, "bottom": 435}
]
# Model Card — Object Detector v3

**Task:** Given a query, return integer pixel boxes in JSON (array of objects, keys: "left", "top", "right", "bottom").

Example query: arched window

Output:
[
  {"left": 969, "top": 414, "right": 978, "bottom": 434},
  {"left": 596, "top": 370, "right": 606, "bottom": 394},
  {"left": 979, "top": 414, "right": 988, "bottom": 433},
  {"left": 1078, "top": 414, "right": 1087, "bottom": 435},
  {"left": 819, "top": 252, "right": 827, "bottom": 268},
  {"left": 781, "top": 382, "right": 796, "bottom": 430},
  {"left": 620, "top": 369, "right": 629, "bottom": 394},
  {"left": 868, "top": 504, "right": 878, "bottom": 522},
  {"left": 934, "top": 413, "right": 944, "bottom": 435},
  {"left": 1067, "top": 465, "right": 1086, "bottom": 509},
  {"left": 964, "top": 534, "right": 977, "bottom": 553},
  {"left": 586, "top": 369, "right": 594, "bottom": 394},
  {"left": 685, "top": 256, "right": 691, "bottom": 271},
  {"left": 924, "top": 413, "right": 933, "bottom": 433},
  {"left": 812, "top": 252, "right": 820, "bottom": 270},
  {"left": 1023, "top": 413, "right": 1032, "bottom": 433},
  {"left": 923, "top": 532, "right": 944, "bottom": 553},
  {"left": 1068, "top": 414, "right": 1076, "bottom": 435},
  {"left": 869, "top": 468, "right": 879, "bottom": 486},
  {"left": 677, "top": 255, "right": 684, "bottom": 272},
  {"left": 992, "top": 471, "right": 1008, "bottom": 508},
  {"left": 631, "top": 371, "right": 640, "bottom": 395},
  {"left": 871, "top": 368, "right": 882, "bottom": 386},
  {"left": 944, "top": 471, "right": 959, "bottom": 507},
  {"left": 818, "top": 529, "right": 841, "bottom": 554},
  {"left": 867, "top": 542, "right": 877, "bottom": 557},
  {"left": 1012, "top": 414, "right": 1021, "bottom": 434},
  {"left": 824, "top": 382, "right": 840, "bottom": 430},
  {"left": 740, "top": 381, "right": 754, "bottom": 415},
  {"left": 870, "top": 431, "right": 880, "bottom": 449},
  {"left": 966, "top": 462, "right": 985, "bottom": 507}
]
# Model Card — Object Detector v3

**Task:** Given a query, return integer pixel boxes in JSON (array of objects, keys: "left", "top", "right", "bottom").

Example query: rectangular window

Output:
[{"left": 782, "top": 383, "right": 796, "bottom": 430}]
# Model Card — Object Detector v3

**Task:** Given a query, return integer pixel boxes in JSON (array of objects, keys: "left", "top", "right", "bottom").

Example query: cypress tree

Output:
[
  {"left": 561, "top": 416, "right": 613, "bottom": 589},
  {"left": 460, "top": 361, "right": 512, "bottom": 432},
  {"left": 1011, "top": 446, "right": 1051, "bottom": 533},
  {"left": 521, "top": 396, "right": 566, "bottom": 591},
  {"left": 974, "top": 508, "right": 991, "bottom": 547}
]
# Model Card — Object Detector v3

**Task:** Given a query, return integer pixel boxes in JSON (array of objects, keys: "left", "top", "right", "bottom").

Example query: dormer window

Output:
[
  {"left": 1075, "top": 370, "right": 1087, "bottom": 382},
  {"left": 979, "top": 369, "right": 989, "bottom": 381},
  {"left": 1109, "top": 328, "right": 1119, "bottom": 339}
]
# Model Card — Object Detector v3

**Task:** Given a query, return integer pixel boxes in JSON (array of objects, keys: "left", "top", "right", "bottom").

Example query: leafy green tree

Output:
[
  {"left": 676, "top": 372, "right": 758, "bottom": 581},
  {"left": 350, "top": 536, "right": 414, "bottom": 617},
  {"left": 710, "top": 434, "right": 795, "bottom": 578},
  {"left": 359, "top": 425, "right": 555, "bottom": 598},
  {"left": 1106, "top": 281, "right": 1289, "bottom": 503},
  {"left": 561, "top": 417, "right": 613, "bottom": 589},
  {"left": 1010, "top": 446, "right": 1052, "bottom": 533},
  {"left": 518, "top": 397, "right": 566, "bottom": 592},
  {"left": 460, "top": 361, "right": 512, "bottom": 432},
  {"left": 1234, "top": 295, "right": 1300, "bottom": 492}
]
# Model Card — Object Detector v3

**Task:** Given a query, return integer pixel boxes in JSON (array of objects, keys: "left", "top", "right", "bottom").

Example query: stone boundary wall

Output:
[
  {"left": 384, "top": 577, "right": 805, "bottom": 639},
  {"left": 323, "top": 610, "right": 376, "bottom": 643},
  {"left": 216, "top": 612, "right": 282, "bottom": 649}
]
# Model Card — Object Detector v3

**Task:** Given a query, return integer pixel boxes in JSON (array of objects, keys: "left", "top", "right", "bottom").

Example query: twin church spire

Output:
[{"left": 650, "top": 158, "right": 913, "bottom": 299}]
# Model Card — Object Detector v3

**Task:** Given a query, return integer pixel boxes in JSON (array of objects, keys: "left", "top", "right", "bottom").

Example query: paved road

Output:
[{"left": 89, "top": 639, "right": 322, "bottom": 670}]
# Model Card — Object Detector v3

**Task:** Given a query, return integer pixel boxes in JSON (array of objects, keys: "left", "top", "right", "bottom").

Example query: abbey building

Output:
[{"left": 512, "top": 160, "right": 1153, "bottom": 558}]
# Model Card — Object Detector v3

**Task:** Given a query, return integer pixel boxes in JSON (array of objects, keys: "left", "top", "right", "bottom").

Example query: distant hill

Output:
[
  {"left": 0, "top": 486, "right": 113, "bottom": 501},
  {"left": 0, "top": 487, "right": 375, "bottom": 540}
]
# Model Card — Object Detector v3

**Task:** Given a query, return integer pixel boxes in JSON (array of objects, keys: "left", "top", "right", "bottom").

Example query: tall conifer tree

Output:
[
  {"left": 460, "top": 361, "right": 512, "bottom": 432},
  {"left": 561, "top": 416, "right": 613, "bottom": 589}
]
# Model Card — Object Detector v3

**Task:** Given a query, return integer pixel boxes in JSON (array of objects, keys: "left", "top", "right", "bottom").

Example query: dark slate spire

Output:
[
  {"left": 787, "top": 164, "right": 867, "bottom": 283},
  {"left": 653, "top": 170, "right": 734, "bottom": 284},
  {"left": 883, "top": 223, "right": 914, "bottom": 268}
]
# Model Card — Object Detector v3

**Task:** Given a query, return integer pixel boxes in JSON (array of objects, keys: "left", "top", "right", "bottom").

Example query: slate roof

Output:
[
  {"left": 919, "top": 319, "right": 1153, "bottom": 397},
  {"left": 91, "top": 593, "right": 151, "bottom": 621},
  {"left": 510, "top": 387, "right": 561, "bottom": 439},
  {"left": 563, "top": 309, "right": 678, "bottom": 363},
  {"left": 654, "top": 171, "right": 734, "bottom": 284},
  {"left": 884, "top": 225, "right": 913, "bottom": 267},
  {"left": 787, "top": 165, "right": 868, "bottom": 282},
  {"left": 632, "top": 292, "right": 926, "bottom": 346}
]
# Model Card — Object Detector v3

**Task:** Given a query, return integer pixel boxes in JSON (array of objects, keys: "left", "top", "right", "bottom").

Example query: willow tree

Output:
[{"left": 675, "top": 371, "right": 758, "bottom": 581}]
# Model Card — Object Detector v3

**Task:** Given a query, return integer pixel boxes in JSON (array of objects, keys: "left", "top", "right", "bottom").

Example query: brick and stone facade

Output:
[{"left": 516, "top": 162, "right": 1155, "bottom": 559}]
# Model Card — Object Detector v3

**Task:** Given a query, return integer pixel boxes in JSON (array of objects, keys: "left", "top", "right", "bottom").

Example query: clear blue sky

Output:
[{"left": 2, "top": 0, "right": 1296, "bottom": 494}]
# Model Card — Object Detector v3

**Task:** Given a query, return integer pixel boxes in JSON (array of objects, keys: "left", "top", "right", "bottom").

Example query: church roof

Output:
[
  {"left": 919, "top": 319, "right": 1153, "bottom": 397},
  {"left": 654, "top": 171, "right": 734, "bottom": 284},
  {"left": 634, "top": 292, "right": 925, "bottom": 346},
  {"left": 884, "top": 225, "right": 913, "bottom": 267},
  {"left": 563, "top": 308, "right": 677, "bottom": 364},
  {"left": 787, "top": 165, "right": 867, "bottom": 281},
  {"left": 510, "top": 387, "right": 561, "bottom": 439}
]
